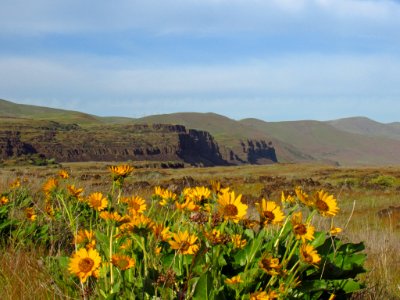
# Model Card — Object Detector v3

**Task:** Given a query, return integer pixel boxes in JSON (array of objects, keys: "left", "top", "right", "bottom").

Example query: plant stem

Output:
[{"left": 109, "top": 227, "right": 114, "bottom": 286}]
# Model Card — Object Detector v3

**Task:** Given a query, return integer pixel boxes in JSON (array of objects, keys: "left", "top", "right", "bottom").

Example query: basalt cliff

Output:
[{"left": 0, "top": 120, "right": 277, "bottom": 166}]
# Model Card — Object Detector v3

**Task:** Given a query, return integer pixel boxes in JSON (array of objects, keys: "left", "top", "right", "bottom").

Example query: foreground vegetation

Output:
[{"left": 0, "top": 163, "right": 399, "bottom": 299}]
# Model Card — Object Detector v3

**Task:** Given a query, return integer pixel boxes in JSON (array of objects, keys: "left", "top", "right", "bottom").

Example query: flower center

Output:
[
  {"left": 224, "top": 204, "right": 238, "bottom": 217},
  {"left": 260, "top": 258, "right": 271, "bottom": 270},
  {"left": 294, "top": 224, "right": 307, "bottom": 235},
  {"left": 130, "top": 202, "right": 141, "bottom": 211},
  {"left": 259, "top": 257, "right": 280, "bottom": 274},
  {"left": 79, "top": 258, "right": 94, "bottom": 273},
  {"left": 303, "top": 253, "right": 313, "bottom": 263},
  {"left": 263, "top": 211, "right": 275, "bottom": 223},
  {"left": 180, "top": 241, "right": 191, "bottom": 252},
  {"left": 117, "top": 259, "right": 129, "bottom": 269},
  {"left": 316, "top": 200, "right": 329, "bottom": 212}
]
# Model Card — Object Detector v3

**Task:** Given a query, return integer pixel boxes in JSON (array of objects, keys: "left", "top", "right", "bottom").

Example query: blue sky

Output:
[{"left": 1, "top": 0, "right": 400, "bottom": 122}]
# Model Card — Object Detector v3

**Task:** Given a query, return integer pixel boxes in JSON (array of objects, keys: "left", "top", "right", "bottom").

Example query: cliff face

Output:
[
  {"left": 243, "top": 140, "right": 277, "bottom": 164},
  {"left": 218, "top": 139, "right": 277, "bottom": 165},
  {"left": 0, "top": 131, "right": 37, "bottom": 159},
  {"left": 178, "top": 129, "right": 227, "bottom": 166},
  {"left": 0, "top": 121, "right": 277, "bottom": 166}
]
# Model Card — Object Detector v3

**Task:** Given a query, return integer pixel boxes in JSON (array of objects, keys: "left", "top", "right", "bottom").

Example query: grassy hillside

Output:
[
  {"left": 0, "top": 99, "right": 103, "bottom": 124},
  {"left": 327, "top": 117, "right": 400, "bottom": 141},
  {"left": 241, "top": 118, "right": 400, "bottom": 165}
]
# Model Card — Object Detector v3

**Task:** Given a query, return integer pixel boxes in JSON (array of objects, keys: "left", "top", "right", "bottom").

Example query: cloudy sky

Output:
[{"left": 1, "top": 0, "right": 400, "bottom": 122}]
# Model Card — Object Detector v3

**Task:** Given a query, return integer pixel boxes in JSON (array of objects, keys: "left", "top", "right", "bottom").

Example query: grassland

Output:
[{"left": 0, "top": 162, "right": 399, "bottom": 299}]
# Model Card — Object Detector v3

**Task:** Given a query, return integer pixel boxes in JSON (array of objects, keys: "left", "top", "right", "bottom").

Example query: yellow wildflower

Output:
[
  {"left": 122, "top": 196, "right": 147, "bottom": 215},
  {"left": 58, "top": 170, "right": 69, "bottom": 179},
  {"left": 43, "top": 178, "right": 58, "bottom": 194},
  {"left": 313, "top": 190, "right": 339, "bottom": 217},
  {"left": 259, "top": 255, "right": 282, "bottom": 276},
  {"left": 300, "top": 244, "right": 321, "bottom": 265},
  {"left": 295, "top": 187, "right": 313, "bottom": 207},
  {"left": 87, "top": 192, "right": 108, "bottom": 211},
  {"left": 111, "top": 254, "right": 135, "bottom": 270},
  {"left": 67, "top": 185, "right": 84, "bottom": 200},
  {"left": 68, "top": 248, "right": 101, "bottom": 283},
  {"left": 225, "top": 274, "right": 243, "bottom": 284},
  {"left": 256, "top": 199, "right": 285, "bottom": 226},
  {"left": 169, "top": 231, "right": 199, "bottom": 255},
  {"left": 25, "top": 207, "right": 36, "bottom": 221},
  {"left": 0, "top": 196, "right": 9, "bottom": 205},
  {"left": 217, "top": 190, "right": 248, "bottom": 223},
  {"left": 109, "top": 164, "right": 134, "bottom": 178},
  {"left": 291, "top": 211, "right": 315, "bottom": 243},
  {"left": 231, "top": 234, "right": 247, "bottom": 249},
  {"left": 330, "top": 226, "right": 342, "bottom": 236}
]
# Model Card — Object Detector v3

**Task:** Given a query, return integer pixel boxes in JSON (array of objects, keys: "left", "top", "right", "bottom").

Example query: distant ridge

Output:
[
  {"left": 0, "top": 99, "right": 102, "bottom": 124},
  {"left": 327, "top": 116, "right": 400, "bottom": 141},
  {"left": 240, "top": 118, "right": 400, "bottom": 165},
  {"left": 0, "top": 99, "right": 278, "bottom": 166},
  {"left": 2, "top": 98, "right": 400, "bottom": 166}
]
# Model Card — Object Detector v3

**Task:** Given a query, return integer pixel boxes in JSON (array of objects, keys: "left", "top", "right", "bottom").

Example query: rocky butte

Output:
[{"left": 0, "top": 121, "right": 277, "bottom": 167}]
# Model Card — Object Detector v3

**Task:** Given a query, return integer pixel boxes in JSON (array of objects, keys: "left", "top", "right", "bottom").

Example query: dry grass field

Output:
[{"left": 0, "top": 162, "right": 399, "bottom": 299}]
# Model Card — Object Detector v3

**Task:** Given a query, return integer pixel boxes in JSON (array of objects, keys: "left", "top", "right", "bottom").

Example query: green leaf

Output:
[
  {"left": 332, "top": 278, "right": 363, "bottom": 293},
  {"left": 192, "top": 271, "right": 213, "bottom": 300},
  {"left": 95, "top": 230, "right": 110, "bottom": 257},
  {"left": 233, "top": 246, "right": 249, "bottom": 267},
  {"left": 161, "top": 253, "right": 183, "bottom": 276},
  {"left": 299, "top": 279, "right": 328, "bottom": 292},
  {"left": 337, "top": 242, "right": 365, "bottom": 254},
  {"left": 311, "top": 231, "right": 326, "bottom": 248},
  {"left": 0, "top": 219, "right": 16, "bottom": 230},
  {"left": 244, "top": 228, "right": 255, "bottom": 240},
  {"left": 218, "top": 254, "right": 227, "bottom": 267}
]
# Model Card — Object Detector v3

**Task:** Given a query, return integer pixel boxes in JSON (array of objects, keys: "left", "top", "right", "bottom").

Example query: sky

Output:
[{"left": 1, "top": 0, "right": 400, "bottom": 122}]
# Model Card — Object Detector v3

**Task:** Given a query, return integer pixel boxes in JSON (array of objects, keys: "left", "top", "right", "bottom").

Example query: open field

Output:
[{"left": 0, "top": 162, "right": 399, "bottom": 299}]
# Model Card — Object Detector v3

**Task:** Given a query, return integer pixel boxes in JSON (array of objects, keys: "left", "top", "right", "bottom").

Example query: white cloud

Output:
[
  {"left": 1, "top": 0, "right": 399, "bottom": 122},
  {"left": 1, "top": 53, "right": 399, "bottom": 110}
]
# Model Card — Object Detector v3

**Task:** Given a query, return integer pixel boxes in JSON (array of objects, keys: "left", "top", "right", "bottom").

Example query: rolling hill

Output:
[
  {"left": 2, "top": 98, "right": 400, "bottom": 166},
  {"left": 240, "top": 118, "right": 400, "bottom": 165},
  {"left": 0, "top": 99, "right": 102, "bottom": 124},
  {"left": 327, "top": 116, "right": 400, "bottom": 141}
]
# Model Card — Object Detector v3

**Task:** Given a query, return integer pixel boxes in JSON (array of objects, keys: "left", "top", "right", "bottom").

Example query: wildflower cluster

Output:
[{"left": 0, "top": 166, "right": 366, "bottom": 299}]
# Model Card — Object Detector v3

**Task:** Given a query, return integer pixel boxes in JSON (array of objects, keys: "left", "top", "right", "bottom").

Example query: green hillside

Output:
[
  {"left": 240, "top": 118, "right": 400, "bottom": 165},
  {"left": 327, "top": 117, "right": 400, "bottom": 141},
  {"left": 0, "top": 99, "right": 102, "bottom": 124}
]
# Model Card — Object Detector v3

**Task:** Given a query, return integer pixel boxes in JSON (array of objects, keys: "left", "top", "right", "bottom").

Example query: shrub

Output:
[{"left": 368, "top": 175, "right": 396, "bottom": 188}]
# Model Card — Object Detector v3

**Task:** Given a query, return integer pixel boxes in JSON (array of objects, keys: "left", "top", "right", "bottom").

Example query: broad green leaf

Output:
[
  {"left": 311, "top": 231, "right": 326, "bottom": 248},
  {"left": 332, "top": 278, "right": 363, "bottom": 293},
  {"left": 95, "top": 230, "right": 110, "bottom": 256},
  {"left": 338, "top": 242, "right": 365, "bottom": 254},
  {"left": 192, "top": 271, "right": 213, "bottom": 300}
]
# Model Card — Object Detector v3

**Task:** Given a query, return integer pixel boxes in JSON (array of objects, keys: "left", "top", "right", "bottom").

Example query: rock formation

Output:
[{"left": 0, "top": 121, "right": 277, "bottom": 166}]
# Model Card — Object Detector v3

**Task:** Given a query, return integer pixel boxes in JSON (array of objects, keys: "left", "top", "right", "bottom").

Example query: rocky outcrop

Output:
[
  {"left": 0, "top": 131, "right": 37, "bottom": 159},
  {"left": 218, "top": 139, "right": 277, "bottom": 165},
  {"left": 0, "top": 122, "right": 277, "bottom": 166},
  {"left": 242, "top": 140, "right": 277, "bottom": 164},
  {"left": 177, "top": 129, "right": 227, "bottom": 166}
]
